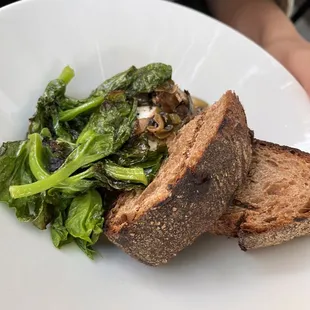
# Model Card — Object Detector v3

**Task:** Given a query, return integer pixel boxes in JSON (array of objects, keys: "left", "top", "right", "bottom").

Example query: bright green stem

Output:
[
  {"left": 29, "top": 133, "right": 48, "bottom": 180},
  {"left": 10, "top": 159, "right": 82, "bottom": 198},
  {"left": 28, "top": 133, "right": 93, "bottom": 189},
  {"left": 105, "top": 161, "right": 148, "bottom": 185},
  {"left": 58, "top": 66, "right": 75, "bottom": 85},
  {"left": 11, "top": 134, "right": 110, "bottom": 198},
  {"left": 59, "top": 96, "right": 104, "bottom": 122},
  {"left": 66, "top": 168, "right": 94, "bottom": 183}
]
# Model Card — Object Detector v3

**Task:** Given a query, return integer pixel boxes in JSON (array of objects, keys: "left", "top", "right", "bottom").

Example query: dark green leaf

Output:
[
  {"left": 67, "top": 114, "right": 91, "bottom": 140},
  {"left": 93, "top": 64, "right": 171, "bottom": 97},
  {"left": 28, "top": 79, "right": 66, "bottom": 135},
  {"left": 92, "top": 66, "right": 137, "bottom": 97},
  {"left": 72, "top": 94, "right": 138, "bottom": 163},
  {"left": 42, "top": 138, "right": 74, "bottom": 173},
  {"left": 127, "top": 63, "right": 172, "bottom": 95},
  {"left": 111, "top": 134, "right": 150, "bottom": 166}
]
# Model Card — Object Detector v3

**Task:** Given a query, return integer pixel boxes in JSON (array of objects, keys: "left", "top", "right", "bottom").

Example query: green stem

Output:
[
  {"left": 29, "top": 133, "right": 48, "bottom": 180},
  {"left": 28, "top": 133, "right": 93, "bottom": 189},
  {"left": 104, "top": 161, "right": 148, "bottom": 185},
  {"left": 10, "top": 135, "right": 107, "bottom": 198},
  {"left": 59, "top": 96, "right": 104, "bottom": 122},
  {"left": 10, "top": 159, "right": 82, "bottom": 199},
  {"left": 54, "top": 167, "right": 94, "bottom": 190},
  {"left": 67, "top": 168, "right": 94, "bottom": 183},
  {"left": 59, "top": 97, "right": 86, "bottom": 109},
  {"left": 58, "top": 66, "right": 75, "bottom": 85}
]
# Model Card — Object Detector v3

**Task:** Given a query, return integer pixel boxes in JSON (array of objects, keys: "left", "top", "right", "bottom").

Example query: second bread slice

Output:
[{"left": 209, "top": 139, "right": 310, "bottom": 250}]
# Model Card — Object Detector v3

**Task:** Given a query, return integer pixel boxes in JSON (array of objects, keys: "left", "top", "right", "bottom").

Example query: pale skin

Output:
[{"left": 206, "top": 0, "right": 310, "bottom": 95}]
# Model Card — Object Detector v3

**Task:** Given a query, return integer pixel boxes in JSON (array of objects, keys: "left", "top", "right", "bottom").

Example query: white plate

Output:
[{"left": 0, "top": 0, "right": 310, "bottom": 309}]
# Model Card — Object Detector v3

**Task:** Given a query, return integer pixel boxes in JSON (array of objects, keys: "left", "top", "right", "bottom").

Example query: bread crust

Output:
[
  {"left": 238, "top": 219, "right": 310, "bottom": 250},
  {"left": 105, "top": 91, "right": 252, "bottom": 265}
]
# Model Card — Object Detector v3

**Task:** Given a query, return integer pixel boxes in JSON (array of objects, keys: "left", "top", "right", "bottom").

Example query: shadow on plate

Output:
[{"left": 95, "top": 231, "right": 310, "bottom": 287}]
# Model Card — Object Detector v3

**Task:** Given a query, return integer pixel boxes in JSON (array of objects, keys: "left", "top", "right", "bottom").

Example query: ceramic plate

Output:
[{"left": 0, "top": 0, "right": 310, "bottom": 309}]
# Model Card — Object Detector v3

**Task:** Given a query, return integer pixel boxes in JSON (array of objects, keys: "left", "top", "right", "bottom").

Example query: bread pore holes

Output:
[{"left": 264, "top": 216, "right": 277, "bottom": 223}]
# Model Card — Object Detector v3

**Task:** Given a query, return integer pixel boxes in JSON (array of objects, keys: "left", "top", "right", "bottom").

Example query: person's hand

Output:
[
  {"left": 206, "top": 0, "right": 310, "bottom": 96},
  {"left": 264, "top": 36, "right": 310, "bottom": 95}
]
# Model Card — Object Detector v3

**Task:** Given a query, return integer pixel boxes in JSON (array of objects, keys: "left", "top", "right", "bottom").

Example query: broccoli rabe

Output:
[{"left": 0, "top": 62, "right": 174, "bottom": 258}]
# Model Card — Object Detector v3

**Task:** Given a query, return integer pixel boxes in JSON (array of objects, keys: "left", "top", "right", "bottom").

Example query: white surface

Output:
[{"left": 0, "top": 0, "right": 310, "bottom": 309}]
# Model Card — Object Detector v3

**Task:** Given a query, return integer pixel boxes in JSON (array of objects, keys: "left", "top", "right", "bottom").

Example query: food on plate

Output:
[
  {"left": 105, "top": 91, "right": 253, "bottom": 266},
  {"left": 209, "top": 140, "right": 310, "bottom": 250},
  {"left": 2, "top": 60, "right": 308, "bottom": 265},
  {"left": 0, "top": 63, "right": 197, "bottom": 258}
]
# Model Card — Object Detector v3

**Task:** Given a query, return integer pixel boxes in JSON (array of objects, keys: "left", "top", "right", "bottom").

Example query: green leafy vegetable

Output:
[
  {"left": 112, "top": 134, "right": 168, "bottom": 166},
  {"left": 0, "top": 140, "right": 53, "bottom": 227},
  {"left": 10, "top": 95, "right": 137, "bottom": 198},
  {"left": 112, "top": 134, "right": 150, "bottom": 166},
  {"left": 58, "top": 63, "right": 172, "bottom": 122},
  {"left": 43, "top": 138, "right": 74, "bottom": 173},
  {"left": 59, "top": 96, "right": 104, "bottom": 122},
  {"left": 32, "top": 193, "right": 54, "bottom": 230},
  {"left": 28, "top": 66, "right": 74, "bottom": 142},
  {"left": 65, "top": 189, "right": 104, "bottom": 259},
  {"left": 28, "top": 133, "right": 97, "bottom": 196},
  {"left": 51, "top": 210, "right": 73, "bottom": 248},
  {"left": 52, "top": 168, "right": 97, "bottom": 196},
  {"left": 65, "top": 189, "right": 103, "bottom": 242},
  {"left": 127, "top": 63, "right": 172, "bottom": 95},
  {"left": 58, "top": 66, "right": 75, "bottom": 85},
  {"left": 0, "top": 62, "right": 183, "bottom": 259},
  {"left": 58, "top": 66, "right": 137, "bottom": 122},
  {"left": 93, "top": 66, "right": 137, "bottom": 96},
  {"left": 0, "top": 141, "right": 29, "bottom": 203},
  {"left": 103, "top": 160, "right": 148, "bottom": 185},
  {"left": 28, "top": 66, "right": 102, "bottom": 142}
]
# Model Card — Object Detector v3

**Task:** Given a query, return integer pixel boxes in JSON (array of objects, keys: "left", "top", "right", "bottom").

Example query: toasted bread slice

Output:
[
  {"left": 209, "top": 139, "right": 310, "bottom": 250},
  {"left": 104, "top": 91, "right": 252, "bottom": 265}
]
